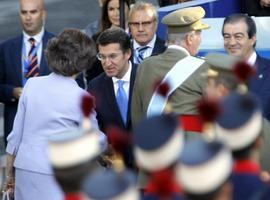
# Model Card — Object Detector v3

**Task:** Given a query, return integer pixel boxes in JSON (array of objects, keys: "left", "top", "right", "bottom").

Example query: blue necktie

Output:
[
  {"left": 136, "top": 46, "right": 149, "bottom": 64},
  {"left": 116, "top": 80, "right": 128, "bottom": 124}
]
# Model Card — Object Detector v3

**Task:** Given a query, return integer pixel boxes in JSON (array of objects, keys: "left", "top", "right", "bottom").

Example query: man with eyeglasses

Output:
[
  {"left": 222, "top": 13, "right": 270, "bottom": 121},
  {"left": 128, "top": 1, "right": 166, "bottom": 65},
  {"left": 88, "top": 27, "right": 137, "bottom": 169}
]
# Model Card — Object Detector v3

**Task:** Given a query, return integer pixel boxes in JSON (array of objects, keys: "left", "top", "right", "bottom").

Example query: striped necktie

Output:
[
  {"left": 25, "top": 38, "right": 39, "bottom": 78},
  {"left": 116, "top": 80, "right": 128, "bottom": 124},
  {"left": 136, "top": 46, "right": 149, "bottom": 64}
]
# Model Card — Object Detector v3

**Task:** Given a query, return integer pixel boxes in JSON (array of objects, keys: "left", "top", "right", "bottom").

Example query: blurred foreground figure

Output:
[
  {"left": 176, "top": 138, "right": 233, "bottom": 200},
  {"left": 48, "top": 128, "right": 105, "bottom": 200}
]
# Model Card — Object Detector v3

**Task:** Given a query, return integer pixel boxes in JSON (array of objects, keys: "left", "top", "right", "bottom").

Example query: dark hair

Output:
[
  {"left": 45, "top": 29, "right": 96, "bottom": 76},
  {"left": 158, "top": 0, "right": 179, "bottom": 6},
  {"left": 222, "top": 13, "right": 257, "bottom": 39},
  {"left": 97, "top": 27, "right": 131, "bottom": 53},
  {"left": 100, "top": 0, "right": 130, "bottom": 32}
]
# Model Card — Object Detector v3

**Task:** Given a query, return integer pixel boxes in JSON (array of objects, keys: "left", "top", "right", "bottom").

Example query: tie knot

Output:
[
  {"left": 29, "top": 38, "right": 36, "bottom": 46},
  {"left": 118, "top": 80, "right": 124, "bottom": 87},
  {"left": 138, "top": 46, "right": 149, "bottom": 53}
]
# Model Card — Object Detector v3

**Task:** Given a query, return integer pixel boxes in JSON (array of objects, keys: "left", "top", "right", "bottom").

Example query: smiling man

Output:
[
  {"left": 88, "top": 27, "right": 137, "bottom": 168},
  {"left": 0, "top": 0, "right": 54, "bottom": 145},
  {"left": 222, "top": 13, "right": 270, "bottom": 121},
  {"left": 129, "top": 1, "right": 166, "bottom": 64}
]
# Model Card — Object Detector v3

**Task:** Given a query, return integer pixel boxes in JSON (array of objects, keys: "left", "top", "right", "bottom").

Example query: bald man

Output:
[{"left": 0, "top": 0, "right": 54, "bottom": 145}]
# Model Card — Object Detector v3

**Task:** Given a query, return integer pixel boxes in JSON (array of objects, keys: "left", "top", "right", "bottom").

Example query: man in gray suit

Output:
[{"left": 131, "top": 6, "right": 210, "bottom": 132}]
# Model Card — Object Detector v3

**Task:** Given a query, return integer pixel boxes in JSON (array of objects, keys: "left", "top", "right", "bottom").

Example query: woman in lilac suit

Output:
[{"left": 3, "top": 29, "right": 107, "bottom": 200}]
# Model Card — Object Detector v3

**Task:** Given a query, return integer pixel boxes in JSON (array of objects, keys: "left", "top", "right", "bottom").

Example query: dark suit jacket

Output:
[
  {"left": 132, "top": 36, "right": 167, "bottom": 64},
  {"left": 0, "top": 31, "right": 54, "bottom": 143},
  {"left": 248, "top": 55, "right": 270, "bottom": 121},
  {"left": 150, "top": 36, "right": 167, "bottom": 56},
  {"left": 88, "top": 64, "right": 137, "bottom": 168},
  {"left": 241, "top": 0, "right": 270, "bottom": 16}
]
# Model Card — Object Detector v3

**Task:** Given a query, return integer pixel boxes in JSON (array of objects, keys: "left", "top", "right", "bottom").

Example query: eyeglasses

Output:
[
  {"left": 96, "top": 52, "right": 122, "bottom": 61},
  {"left": 129, "top": 20, "right": 155, "bottom": 28}
]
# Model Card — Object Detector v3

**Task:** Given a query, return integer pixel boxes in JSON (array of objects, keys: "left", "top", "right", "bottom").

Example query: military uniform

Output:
[
  {"left": 131, "top": 47, "right": 209, "bottom": 125},
  {"left": 131, "top": 6, "right": 210, "bottom": 127}
]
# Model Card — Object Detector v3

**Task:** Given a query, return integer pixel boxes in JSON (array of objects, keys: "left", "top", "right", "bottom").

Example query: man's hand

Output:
[{"left": 12, "top": 87, "right": 22, "bottom": 99}]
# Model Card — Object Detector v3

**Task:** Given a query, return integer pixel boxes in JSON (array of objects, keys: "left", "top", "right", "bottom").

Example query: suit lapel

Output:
[
  {"left": 39, "top": 31, "right": 52, "bottom": 75},
  {"left": 249, "top": 56, "right": 268, "bottom": 93},
  {"left": 126, "top": 64, "right": 137, "bottom": 126},
  {"left": 151, "top": 36, "right": 166, "bottom": 56},
  {"left": 13, "top": 35, "right": 23, "bottom": 85}
]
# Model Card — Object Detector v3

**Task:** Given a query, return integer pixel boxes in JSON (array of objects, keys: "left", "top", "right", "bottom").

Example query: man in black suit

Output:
[
  {"left": 222, "top": 13, "right": 270, "bottom": 121},
  {"left": 128, "top": 1, "right": 166, "bottom": 65},
  {"left": 88, "top": 27, "right": 136, "bottom": 168},
  {"left": 241, "top": 0, "right": 270, "bottom": 16},
  {"left": 0, "top": 0, "right": 54, "bottom": 145}
]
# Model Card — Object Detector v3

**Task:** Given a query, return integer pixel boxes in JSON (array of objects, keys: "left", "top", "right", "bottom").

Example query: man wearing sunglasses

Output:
[{"left": 129, "top": 1, "right": 166, "bottom": 65}]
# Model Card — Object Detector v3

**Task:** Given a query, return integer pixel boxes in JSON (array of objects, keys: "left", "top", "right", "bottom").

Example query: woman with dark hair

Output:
[
  {"left": 99, "top": 0, "right": 130, "bottom": 35},
  {"left": 3, "top": 29, "right": 107, "bottom": 200},
  {"left": 86, "top": 0, "right": 131, "bottom": 82}
]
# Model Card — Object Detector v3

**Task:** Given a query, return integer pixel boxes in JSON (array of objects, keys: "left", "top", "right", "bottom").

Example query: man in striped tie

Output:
[
  {"left": 128, "top": 1, "right": 166, "bottom": 64},
  {"left": 0, "top": 0, "right": 54, "bottom": 144},
  {"left": 25, "top": 37, "right": 39, "bottom": 79}
]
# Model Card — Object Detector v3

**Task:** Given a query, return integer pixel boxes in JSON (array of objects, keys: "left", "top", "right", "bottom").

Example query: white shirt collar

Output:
[
  {"left": 247, "top": 51, "right": 257, "bottom": 66},
  {"left": 23, "top": 27, "right": 45, "bottom": 44},
  {"left": 168, "top": 45, "right": 190, "bottom": 56},
  {"left": 133, "top": 34, "right": 157, "bottom": 50},
  {"left": 112, "top": 61, "right": 132, "bottom": 84}
]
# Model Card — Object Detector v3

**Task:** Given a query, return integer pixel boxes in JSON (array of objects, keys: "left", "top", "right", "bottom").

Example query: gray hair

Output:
[
  {"left": 129, "top": 1, "right": 158, "bottom": 22},
  {"left": 167, "top": 32, "right": 188, "bottom": 45}
]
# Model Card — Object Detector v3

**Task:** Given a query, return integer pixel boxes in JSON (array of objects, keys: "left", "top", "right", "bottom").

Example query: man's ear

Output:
[
  {"left": 186, "top": 32, "right": 193, "bottom": 46},
  {"left": 251, "top": 35, "right": 257, "bottom": 47},
  {"left": 125, "top": 48, "right": 132, "bottom": 60}
]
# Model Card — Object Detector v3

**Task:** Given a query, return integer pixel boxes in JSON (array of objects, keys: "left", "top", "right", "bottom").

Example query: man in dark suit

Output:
[
  {"left": 88, "top": 27, "right": 136, "bottom": 168},
  {"left": 241, "top": 0, "right": 270, "bottom": 16},
  {"left": 0, "top": 0, "right": 54, "bottom": 145},
  {"left": 222, "top": 13, "right": 270, "bottom": 121},
  {"left": 128, "top": 1, "right": 166, "bottom": 65}
]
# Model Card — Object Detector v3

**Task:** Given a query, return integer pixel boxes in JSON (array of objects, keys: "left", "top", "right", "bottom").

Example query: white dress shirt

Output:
[{"left": 112, "top": 61, "right": 132, "bottom": 100}]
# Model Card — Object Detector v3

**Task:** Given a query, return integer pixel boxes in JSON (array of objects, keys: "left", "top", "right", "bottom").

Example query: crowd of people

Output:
[{"left": 1, "top": 0, "right": 270, "bottom": 199}]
